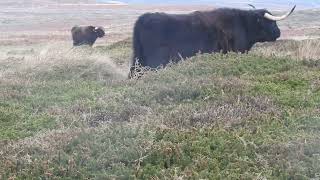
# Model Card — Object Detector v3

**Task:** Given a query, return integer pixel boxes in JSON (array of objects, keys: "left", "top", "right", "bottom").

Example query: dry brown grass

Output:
[
  {"left": 253, "top": 39, "right": 320, "bottom": 61},
  {"left": 297, "top": 39, "right": 320, "bottom": 60},
  {"left": 0, "top": 128, "right": 83, "bottom": 157},
  {"left": 0, "top": 42, "right": 128, "bottom": 83}
]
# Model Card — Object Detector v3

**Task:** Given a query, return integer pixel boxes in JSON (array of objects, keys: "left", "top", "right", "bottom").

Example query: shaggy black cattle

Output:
[
  {"left": 71, "top": 26, "right": 105, "bottom": 46},
  {"left": 129, "top": 6, "right": 295, "bottom": 78}
]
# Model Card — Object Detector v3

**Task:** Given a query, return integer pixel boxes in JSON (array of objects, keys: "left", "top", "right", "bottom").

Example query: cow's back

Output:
[{"left": 131, "top": 12, "right": 216, "bottom": 70}]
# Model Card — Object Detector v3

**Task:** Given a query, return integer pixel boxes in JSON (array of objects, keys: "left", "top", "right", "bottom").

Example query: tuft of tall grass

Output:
[{"left": 253, "top": 39, "right": 320, "bottom": 62}]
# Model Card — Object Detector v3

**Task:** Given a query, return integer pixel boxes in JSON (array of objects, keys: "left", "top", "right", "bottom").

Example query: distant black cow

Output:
[
  {"left": 129, "top": 6, "right": 295, "bottom": 78},
  {"left": 71, "top": 26, "right": 105, "bottom": 46}
]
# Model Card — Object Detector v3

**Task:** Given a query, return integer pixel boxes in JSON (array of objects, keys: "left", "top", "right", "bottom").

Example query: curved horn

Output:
[
  {"left": 264, "top": 5, "right": 296, "bottom": 21},
  {"left": 248, "top": 4, "right": 256, "bottom": 9}
]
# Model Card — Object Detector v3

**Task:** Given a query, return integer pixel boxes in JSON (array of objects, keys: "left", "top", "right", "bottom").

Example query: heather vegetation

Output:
[{"left": 0, "top": 38, "right": 320, "bottom": 179}]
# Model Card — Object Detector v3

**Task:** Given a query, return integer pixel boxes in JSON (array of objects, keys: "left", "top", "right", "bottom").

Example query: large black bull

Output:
[
  {"left": 71, "top": 26, "right": 105, "bottom": 46},
  {"left": 129, "top": 6, "right": 295, "bottom": 77}
]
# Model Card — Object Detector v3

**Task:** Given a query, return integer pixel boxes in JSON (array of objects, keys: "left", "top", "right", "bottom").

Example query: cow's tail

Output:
[{"left": 129, "top": 18, "right": 144, "bottom": 79}]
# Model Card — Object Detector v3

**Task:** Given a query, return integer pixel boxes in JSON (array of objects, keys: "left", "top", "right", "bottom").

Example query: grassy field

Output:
[
  {"left": 0, "top": 36, "right": 320, "bottom": 179},
  {"left": 1, "top": 3, "right": 320, "bottom": 179}
]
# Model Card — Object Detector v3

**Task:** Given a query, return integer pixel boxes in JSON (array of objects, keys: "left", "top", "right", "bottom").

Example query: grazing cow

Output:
[
  {"left": 71, "top": 26, "right": 105, "bottom": 46},
  {"left": 129, "top": 6, "right": 296, "bottom": 78}
]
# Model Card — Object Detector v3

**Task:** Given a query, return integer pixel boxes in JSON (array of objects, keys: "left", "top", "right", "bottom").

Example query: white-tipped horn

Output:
[{"left": 264, "top": 5, "right": 296, "bottom": 21}]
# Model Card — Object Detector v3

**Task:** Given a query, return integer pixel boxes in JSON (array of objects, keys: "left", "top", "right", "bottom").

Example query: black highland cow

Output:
[
  {"left": 71, "top": 26, "right": 105, "bottom": 46},
  {"left": 129, "top": 6, "right": 295, "bottom": 78}
]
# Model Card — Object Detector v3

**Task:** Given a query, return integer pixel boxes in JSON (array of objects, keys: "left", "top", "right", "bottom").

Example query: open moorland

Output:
[{"left": 0, "top": 3, "right": 320, "bottom": 179}]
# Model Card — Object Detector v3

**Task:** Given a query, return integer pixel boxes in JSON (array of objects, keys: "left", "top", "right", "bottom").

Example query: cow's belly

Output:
[
  {"left": 173, "top": 41, "right": 211, "bottom": 57},
  {"left": 141, "top": 23, "right": 216, "bottom": 68},
  {"left": 143, "top": 41, "right": 212, "bottom": 68},
  {"left": 144, "top": 45, "right": 171, "bottom": 68},
  {"left": 144, "top": 40, "right": 213, "bottom": 67}
]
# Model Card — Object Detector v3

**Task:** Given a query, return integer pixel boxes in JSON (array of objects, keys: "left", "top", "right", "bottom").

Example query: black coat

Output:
[
  {"left": 71, "top": 26, "right": 105, "bottom": 46},
  {"left": 130, "top": 8, "right": 281, "bottom": 75}
]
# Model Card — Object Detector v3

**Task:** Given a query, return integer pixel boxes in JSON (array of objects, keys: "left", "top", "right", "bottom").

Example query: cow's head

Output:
[
  {"left": 93, "top": 26, "right": 105, "bottom": 38},
  {"left": 250, "top": 5, "right": 295, "bottom": 42}
]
